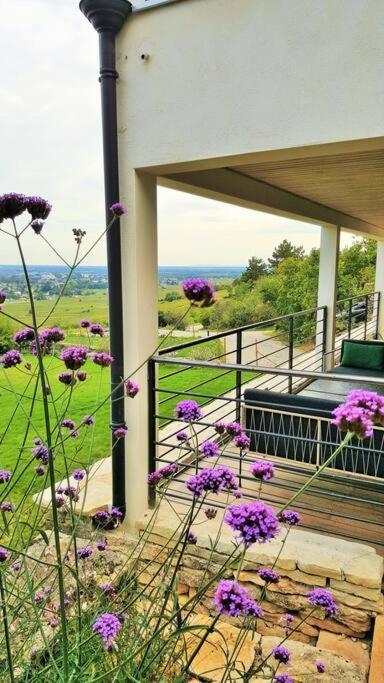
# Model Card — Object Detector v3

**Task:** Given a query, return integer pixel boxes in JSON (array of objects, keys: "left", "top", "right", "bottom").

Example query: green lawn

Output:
[{"left": 0, "top": 336, "right": 254, "bottom": 504}]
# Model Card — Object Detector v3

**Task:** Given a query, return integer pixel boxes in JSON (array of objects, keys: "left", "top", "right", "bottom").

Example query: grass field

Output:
[{"left": 0, "top": 335, "right": 252, "bottom": 504}]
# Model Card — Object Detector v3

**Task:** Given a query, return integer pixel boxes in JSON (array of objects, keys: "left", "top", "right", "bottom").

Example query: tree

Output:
[
  {"left": 268, "top": 240, "right": 305, "bottom": 270},
  {"left": 239, "top": 256, "right": 267, "bottom": 283}
]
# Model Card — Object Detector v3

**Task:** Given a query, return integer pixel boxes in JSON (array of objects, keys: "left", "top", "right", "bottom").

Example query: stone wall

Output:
[{"left": 136, "top": 507, "right": 384, "bottom": 681}]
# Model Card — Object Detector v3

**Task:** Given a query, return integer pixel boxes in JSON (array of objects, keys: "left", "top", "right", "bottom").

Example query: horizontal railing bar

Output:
[
  {"left": 336, "top": 291, "right": 378, "bottom": 305},
  {"left": 158, "top": 306, "right": 326, "bottom": 355}
]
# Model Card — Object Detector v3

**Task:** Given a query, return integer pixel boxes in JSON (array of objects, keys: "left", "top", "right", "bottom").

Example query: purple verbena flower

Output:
[
  {"left": 55, "top": 495, "right": 65, "bottom": 508},
  {"left": 77, "top": 370, "right": 87, "bottom": 382},
  {"left": 214, "top": 421, "right": 226, "bottom": 434},
  {"left": 279, "top": 509, "right": 301, "bottom": 527},
  {"left": 175, "top": 399, "right": 202, "bottom": 422},
  {"left": 89, "top": 323, "right": 104, "bottom": 337},
  {"left": 316, "top": 660, "right": 326, "bottom": 673},
  {"left": 186, "top": 531, "right": 197, "bottom": 544},
  {"left": 0, "top": 470, "right": 11, "bottom": 484},
  {"left": 306, "top": 588, "right": 337, "bottom": 616},
  {"left": 61, "top": 346, "right": 88, "bottom": 370},
  {"left": 72, "top": 468, "right": 85, "bottom": 481},
  {"left": 83, "top": 415, "right": 95, "bottom": 426},
  {"left": 200, "top": 440, "right": 220, "bottom": 458},
  {"left": 0, "top": 502, "right": 14, "bottom": 512},
  {"left": 225, "top": 422, "right": 243, "bottom": 437},
  {"left": 25, "top": 195, "right": 51, "bottom": 220},
  {"left": 110, "top": 507, "right": 123, "bottom": 520},
  {"left": 58, "top": 371, "right": 75, "bottom": 386},
  {"left": 80, "top": 319, "right": 91, "bottom": 329},
  {"left": 35, "top": 465, "right": 45, "bottom": 476},
  {"left": 13, "top": 328, "right": 35, "bottom": 346},
  {"left": 92, "top": 352, "right": 114, "bottom": 368},
  {"left": 93, "top": 510, "right": 110, "bottom": 526},
  {"left": 345, "top": 390, "right": 384, "bottom": 425},
  {"left": 99, "top": 583, "right": 114, "bottom": 594},
  {"left": 224, "top": 501, "right": 280, "bottom": 546},
  {"left": 0, "top": 291, "right": 6, "bottom": 304},
  {"left": 176, "top": 431, "right": 189, "bottom": 442},
  {"left": 250, "top": 460, "right": 275, "bottom": 481},
  {"left": 274, "top": 675, "right": 293, "bottom": 683},
  {"left": 34, "top": 591, "right": 45, "bottom": 603},
  {"left": 62, "top": 419, "right": 77, "bottom": 432},
  {"left": 213, "top": 579, "right": 263, "bottom": 617},
  {"left": 113, "top": 427, "right": 128, "bottom": 438},
  {"left": 40, "top": 326, "right": 65, "bottom": 345},
  {"left": 148, "top": 463, "right": 178, "bottom": 485},
  {"left": 50, "top": 618, "right": 59, "bottom": 629},
  {"left": 76, "top": 546, "right": 93, "bottom": 560},
  {"left": 234, "top": 433, "right": 250, "bottom": 451},
  {"left": 31, "top": 219, "right": 44, "bottom": 234},
  {"left": 0, "top": 547, "right": 10, "bottom": 562},
  {"left": 110, "top": 203, "right": 126, "bottom": 216},
  {"left": 332, "top": 403, "right": 374, "bottom": 439},
  {"left": 124, "top": 378, "right": 139, "bottom": 398},
  {"left": 272, "top": 645, "right": 291, "bottom": 664},
  {"left": 182, "top": 278, "right": 216, "bottom": 307},
  {"left": 186, "top": 466, "right": 238, "bottom": 497},
  {"left": 1, "top": 350, "right": 22, "bottom": 369},
  {"left": 258, "top": 567, "right": 280, "bottom": 583},
  {"left": 11, "top": 561, "right": 21, "bottom": 571},
  {"left": 33, "top": 445, "right": 49, "bottom": 463},
  {"left": 97, "top": 540, "right": 107, "bottom": 551},
  {"left": 0, "top": 193, "right": 27, "bottom": 219},
  {"left": 64, "top": 485, "right": 79, "bottom": 501},
  {"left": 92, "top": 612, "right": 121, "bottom": 649}
]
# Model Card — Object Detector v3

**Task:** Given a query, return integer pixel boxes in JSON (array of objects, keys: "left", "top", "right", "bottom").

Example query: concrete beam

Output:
[{"left": 160, "top": 168, "right": 384, "bottom": 239}]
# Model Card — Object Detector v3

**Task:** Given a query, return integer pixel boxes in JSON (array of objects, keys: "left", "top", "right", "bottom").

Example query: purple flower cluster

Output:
[
  {"left": 175, "top": 399, "right": 202, "bottom": 422},
  {"left": 110, "top": 203, "right": 126, "bottom": 216},
  {"left": 35, "top": 465, "right": 45, "bottom": 477},
  {"left": 213, "top": 579, "right": 263, "bottom": 617},
  {"left": 1, "top": 350, "right": 22, "bottom": 369},
  {"left": 80, "top": 319, "right": 91, "bottom": 329},
  {"left": 73, "top": 468, "right": 85, "bottom": 481},
  {"left": 186, "top": 466, "right": 239, "bottom": 497},
  {"left": 92, "top": 352, "right": 114, "bottom": 368},
  {"left": 0, "top": 291, "right": 6, "bottom": 304},
  {"left": 0, "top": 470, "right": 12, "bottom": 484},
  {"left": 93, "top": 507, "right": 122, "bottom": 529},
  {"left": 113, "top": 427, "right": 128, "bottom": 438},
  {"left": 89, "top": 323, "right": 104, "bottom": 337},
  {"left": 204, "top": 507, "right": 218, "bottom": 519},
  {"left": 62, "top": 419, "right": 78, "bottom": 437},
  {"left": 225, "top": 422, "right": 243, "bottom": 437},
  {"left": 0, "top": 547, "right": 10, "bottom": 563},
  {"left": 0, "top": 502, "right": 14, "bottom": 512},
  {"left": 92, "top": 612, "right": 122, "bottom": 650},
  {"left": 33, "top": 445, "right": 49, "bottom": 463},
  {"left": 332, "top": 390, "right": 384, "bottom": 439},
  {"left": 250, "top": 460, "right": 275, "bottom": 481},
  {"left": 0, "top": 193, "right": 27, "bottom": 219},
  {"left": 234, "top": 433, "right": 251, "bottom": 451},
  {"left": 182, "top": 278, "right": 216, "bottom": 307},
  {"left": 274, "top": 675, "right": 293, "bottom": 683},
  {"left": 307, "top": 588, "right": 337, "bottom": 616},
  {"left": 13, "top": 328, "right": 35, "bottom": 346},
  {"left": 224, "top": 501, "right": 280, "bottom": 546},
  {"left": 316, "top": 660, "right": 326, "bottom": 673},
  {"left": 61, "top": 346, "right": 88, "bottom": 370},
  {"left": 125, "top": 379, "right": 139, "bottom": 398},
  {"left": 200, "top": 440, "right": 220, "bottom": 458},
  {"left": 257, "top": 567, "right": 280, "bottom": 584},
  {"left": 272, "top": 645, "right": 291, "bottom": 664},
  {"left": 31, "top": 219, "right": 44, "bottom": 234},
  {"left": 278, "top": 509, "right": 301, "bottom": 527},
  {"left": 25, "top": 195, "right": 52, "bottom": 220},
  {"left": 147, "top": 463, "right": 178, "bottom": 485},
  {"left": 83, "top": 415, "right": 95, "bottom": 426},
  {"left": 186, "top": 531, "right": 197, "bottom": 545},
  {"left": 176, "top": 431, "right": 189, "bottom": 442},
  {"left": 77, "top": 546, "right": 93, "bottom": 560}
]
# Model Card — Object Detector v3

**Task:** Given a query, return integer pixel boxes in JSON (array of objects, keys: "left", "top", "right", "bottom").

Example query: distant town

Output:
[{"left": 0, "top": 264, "right": 244, "bottom": 300}]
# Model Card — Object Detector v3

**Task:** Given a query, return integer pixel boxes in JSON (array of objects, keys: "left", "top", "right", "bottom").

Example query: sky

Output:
[{"left": 0, "top": 0, "right": 353, "bottom": 267}]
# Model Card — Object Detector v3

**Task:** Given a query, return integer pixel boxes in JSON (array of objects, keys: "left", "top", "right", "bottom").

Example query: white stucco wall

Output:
[{"left": 117, "top": 0, "right": 384, "bottom": 170}]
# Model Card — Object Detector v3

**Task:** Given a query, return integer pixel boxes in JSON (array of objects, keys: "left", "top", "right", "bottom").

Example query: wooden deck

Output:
[{"left": 165, "top": 448, "right": 384, "bottom": 556}]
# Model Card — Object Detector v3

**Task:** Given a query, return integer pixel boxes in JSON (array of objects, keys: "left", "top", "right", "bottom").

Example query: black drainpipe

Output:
[{"left": 79, "top": 0, "right": 132, "bottom": 515}]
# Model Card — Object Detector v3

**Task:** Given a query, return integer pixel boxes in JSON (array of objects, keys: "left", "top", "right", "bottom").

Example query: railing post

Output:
[
  {"left": 322, "top": 306, "right": 327, "bottom": 370},
  {"left": 288, "top": 316, "right": 294, "bottom": 393},
  {"left": 347, "top": 297, "right": 352, "bottom": 339},
  {"left": 147, "top": 358, "right": 156, "bottom": 508},
  {"left": 375, "top": 291, "right": 381, "bottom": 339},
  {"left": 236, "top": 331, "right": 242, "bottom": 423},
  {"left": 364, "top": 294, "right": 369, "bottom": 339}
]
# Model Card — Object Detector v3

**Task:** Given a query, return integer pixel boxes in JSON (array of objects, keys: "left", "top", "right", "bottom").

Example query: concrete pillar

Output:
[
  {"left": 374, "top": 241, "right": 384, "bottom": 340},
  {"left": 120, "top": 171, "right": 158, "bottom": 526},
  {"left": 317, "top": 225, "right": 340, "bottom": 371}
]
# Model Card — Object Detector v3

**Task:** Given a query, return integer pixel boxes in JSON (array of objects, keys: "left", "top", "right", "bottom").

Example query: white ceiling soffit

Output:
[{"left": 132, "top": 0, "right": 187, "bottom": 13}]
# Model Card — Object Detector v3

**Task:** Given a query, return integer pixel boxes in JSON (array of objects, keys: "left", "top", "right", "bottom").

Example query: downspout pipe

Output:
[{"left": 79, "top": 0, "right": 132, "bottom": 515}]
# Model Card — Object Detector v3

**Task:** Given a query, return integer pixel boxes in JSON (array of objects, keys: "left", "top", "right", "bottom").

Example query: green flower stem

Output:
[{"left": 0, "top": 570, "right": 15, "bottom": 683}]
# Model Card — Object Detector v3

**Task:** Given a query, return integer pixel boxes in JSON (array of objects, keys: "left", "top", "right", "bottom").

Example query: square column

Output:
[
  {"left": 317, "top": 225, "right": 340, "bottom": 371},
  {"left": 120, "top": 171, "right": 158, "bottom": 527},
  {"left": 374, "top": 241, "right": 384, "bottom": 340}
]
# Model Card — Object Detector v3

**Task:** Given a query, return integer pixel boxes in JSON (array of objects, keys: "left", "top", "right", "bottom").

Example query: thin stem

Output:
[{"left": 0, "top": 571, "right": 15, "bottom": 683}]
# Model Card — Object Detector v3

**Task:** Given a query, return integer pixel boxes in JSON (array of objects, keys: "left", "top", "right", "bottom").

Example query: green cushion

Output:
[{"left": 341, "top": 340, "right": 384, "bottom": 371}]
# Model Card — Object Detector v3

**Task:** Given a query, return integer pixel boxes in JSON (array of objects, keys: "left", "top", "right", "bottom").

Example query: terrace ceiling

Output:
[{"left": 160, "top": 144, "right": 384, "bottom": 239}]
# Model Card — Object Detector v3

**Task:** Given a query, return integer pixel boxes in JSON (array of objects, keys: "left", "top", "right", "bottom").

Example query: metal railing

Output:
[
  {"left": 334, "top": 291, "right": 380, "bottom": 362},
  {"left": 148, "top": 359, "right": 384, "bottom": 548}
]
